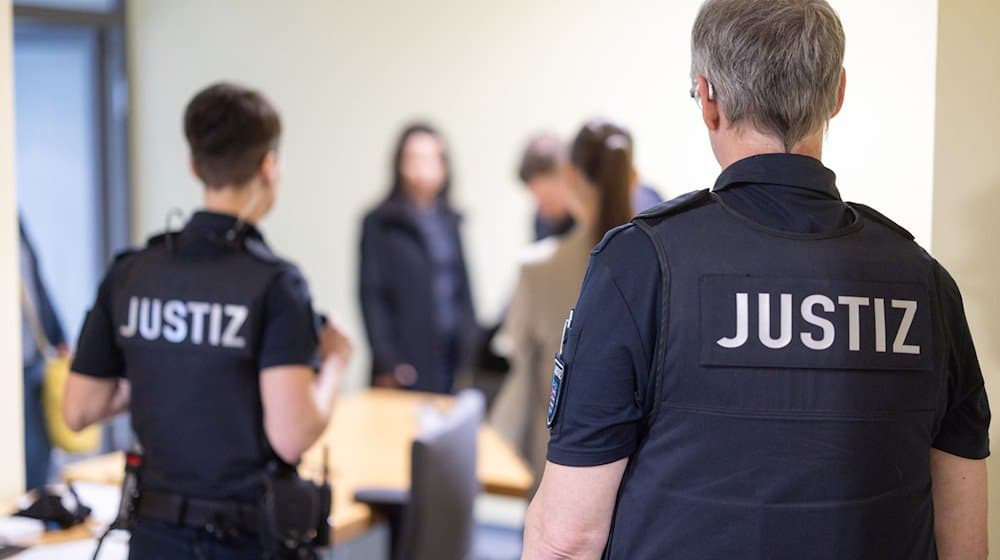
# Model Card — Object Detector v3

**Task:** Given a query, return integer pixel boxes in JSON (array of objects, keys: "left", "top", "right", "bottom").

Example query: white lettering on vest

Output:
[
  {"left": 758, "top": 293, "right": 793, "bottom": 349},
  {"left": 837, "top": 296, "right": 870, "bottom": 351},
  {"left": 119, "top": 297, "right": 138, "bottom": 338},
  {"left": 138, "top": 298, "right": 162, "bottom": 340},
  {"left": 892, "top": 299, "right": 920, "bottom": 354},
  {"left": 186, "top": 302, "right": 210, "bottom": 345},
  {"left": 716, "top": 292, "right": 921, "bottom": 356},
  {"left": 119, "top": 297, "right": 249, "bottom": 349},
  {"left": 222, "top": 305, "right": 248, "bottom": 349},
  {"left": 162, "top": 300, "right": 188, "bottom": 343},
  {"left": 717, "top": 293, "right": 749, "bottom": 348},
  {"left": 800, "top": 295, "right": 835, "bottom": 350}
]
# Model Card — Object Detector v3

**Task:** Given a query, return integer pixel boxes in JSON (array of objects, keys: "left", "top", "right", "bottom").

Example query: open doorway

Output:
[{"left": 13, "top": 0, "right": 131, "bottom": 487}]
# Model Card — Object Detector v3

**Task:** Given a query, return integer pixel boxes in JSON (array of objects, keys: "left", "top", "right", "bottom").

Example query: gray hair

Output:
[{"left": 691, "top": 0, "right": 846, "bottom": 151}]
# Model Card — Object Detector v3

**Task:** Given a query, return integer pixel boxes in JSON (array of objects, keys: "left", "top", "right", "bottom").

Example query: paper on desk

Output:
[
  {"left": 0, "top": 517, "right": 43, "bottom": 546},
  {"left": 69, "top": 482, "right": 122, "bottom": 527},
  {"left": 14, "top": 534, "right": 128, "bottom": 560}
]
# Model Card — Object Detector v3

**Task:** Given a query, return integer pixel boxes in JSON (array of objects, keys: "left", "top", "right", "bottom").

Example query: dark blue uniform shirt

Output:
[
  {"left": 548, "top": 154, "right": 990, "bottom": 467},
  {"left": 72, "top": 211, "right": 319, "bottom": 501}
]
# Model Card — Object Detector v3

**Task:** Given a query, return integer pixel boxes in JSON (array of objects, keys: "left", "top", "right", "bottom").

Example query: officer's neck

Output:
[
  {"left": 203, "top": 182, "right": 268, "bottom": 226},
  {"left": 713, "top": 128, "right": 824, "bottom": 169}
]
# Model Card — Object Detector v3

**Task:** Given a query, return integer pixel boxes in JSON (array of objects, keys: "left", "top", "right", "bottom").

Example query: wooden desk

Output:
[{"left": 63, "top": 388, "right": 532, "bottom": 542}]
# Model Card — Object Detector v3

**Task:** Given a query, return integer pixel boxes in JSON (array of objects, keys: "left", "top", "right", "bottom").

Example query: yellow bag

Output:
[
  {"left": 41, "top": 354, "right": 101, "bottom": 453},
  {"left": 21, "top": 284, "right": 101, "bottom": 453}
]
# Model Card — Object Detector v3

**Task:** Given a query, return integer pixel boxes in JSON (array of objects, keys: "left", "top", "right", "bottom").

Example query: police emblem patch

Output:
[{"left": 546, "top": 356, "right": 565, "bottom": 428}]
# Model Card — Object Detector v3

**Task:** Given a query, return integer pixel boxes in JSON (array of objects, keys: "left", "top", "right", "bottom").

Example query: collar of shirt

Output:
[
  {"left": 175, "top": 211, "right": 267, "bottom": 256},
  {"left": 184, "top": 211, "right": 264, "bottom": 240},
  {"left": 710, "top": 154, "right": 855, "bottom": 234},
  {"left": 712, "top": 153, "right": 841, "bottom": 199}
]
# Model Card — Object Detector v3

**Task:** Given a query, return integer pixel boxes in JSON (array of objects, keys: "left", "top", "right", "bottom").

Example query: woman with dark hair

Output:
[
  {"left": 491, "top": 118, "right": 636, "bottom": 483},
  {"left": 359, "top": 123, "right": 478, "bottom": 394}
]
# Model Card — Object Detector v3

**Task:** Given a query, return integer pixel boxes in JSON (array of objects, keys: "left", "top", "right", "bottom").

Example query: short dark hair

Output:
[
  {"left": 518, "top": 132, "right": 565, "bottom": 184},
  {"left": 183, "top": 82, "right": 282, "bottom": 188}
]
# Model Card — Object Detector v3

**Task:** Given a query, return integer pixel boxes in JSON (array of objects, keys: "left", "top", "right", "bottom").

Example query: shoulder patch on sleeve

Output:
[
  {"left": 634, "top": 189, "right": 712, "bottom": 223},
  {"left": 848, "top": 202, "right": 915, "bottom": 240}
]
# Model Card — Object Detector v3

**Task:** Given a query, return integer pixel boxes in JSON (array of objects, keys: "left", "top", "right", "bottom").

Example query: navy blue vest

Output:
[
  {"left": 110, "top": 231, "right": 292, "bottom": 502},
  {"left": 606, "top": 190, "right": 947, "bottom": 559}
]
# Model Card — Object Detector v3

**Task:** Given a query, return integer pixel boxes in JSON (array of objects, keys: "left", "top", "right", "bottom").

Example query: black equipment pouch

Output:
[
  {"left": 14, "top": 485, "right": 91, "bottom": 530},
  {"left": 258, "top": 462, "right": 332, "bottom": 559},
  {"left": 91, "top": 451, "right": 143, "bottom": 560},
  {"left": 115, "top": 451, "right": 144, "bottom": 530}
]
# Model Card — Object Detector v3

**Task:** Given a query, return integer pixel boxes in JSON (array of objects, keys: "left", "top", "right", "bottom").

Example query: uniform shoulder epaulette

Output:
[
  {"left": 145, "top": 232, "right": 171, "bottom": 248},
  {"left": 848, "top": 202, "right": 915, "bottom": 240},
  {"left": 594, "top": 190, "right": 713, "bottom": 254},
  {"left": 111, "top": 233, "right": 170, "bottom": 263},
  {"left": 112, "top": 247, "right": 141, "bottom": 263},
  {"left": 244, "top": 237, "right": 287, "bottom": 266},
  {"left": 592, "top": 223, "right": 635, "bottom": 254},
  {"left": 634, "top": 189, "right": 712, "bottom": 222}
]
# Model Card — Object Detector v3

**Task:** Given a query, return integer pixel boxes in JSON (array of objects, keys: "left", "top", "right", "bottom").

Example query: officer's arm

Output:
[
  {"left": 63, "top": 373, "right": 130, "bottom": 431},
  {"left": 931, "top": 449, "right": 988, "bottom": 559},
  {"left": 523, "top": 459, "right": 627, "bottom": 560},
  {"left": 260, "top": 321, "right": 352, "bottom": 464}
]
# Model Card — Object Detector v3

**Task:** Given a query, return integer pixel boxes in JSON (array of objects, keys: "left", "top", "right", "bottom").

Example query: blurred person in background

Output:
[
  {"left": 360, "top": 123, "right": 479, "bottom": 394},
  {"left": 19, "top": 217, "right": 67, "bottom": 491},
  {"left": 628, "top": 134, "right": 664, "bottom": 214},
  {"left": 522, "top": 132, "right": 575, "bottom": 241},
  {"left": 526, "top": 131, "right": 661, "bottom": 239},
  {"left": 633, "top": 179, "right": 663, "bottom": 214},
  {"left": 490, "top": 118, "right": 635, "bottom": 483}
]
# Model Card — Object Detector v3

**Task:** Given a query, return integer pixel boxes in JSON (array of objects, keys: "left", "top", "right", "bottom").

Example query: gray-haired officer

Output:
[
  {"left": 63, "top": 82, "right": 353, "bottom": 559},
  {"left": 523, "top": 1, "right": 990, "bottom": 559}
]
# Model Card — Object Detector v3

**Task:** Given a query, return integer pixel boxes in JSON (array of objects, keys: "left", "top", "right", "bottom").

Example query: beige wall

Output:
[
  {"left": 127, "top": 0, "right": 940, "bottom": 391},
  {"left": 0, "top": 0, "right": 25, "bottom": 502},
  {"left": 933, "top": 0, "right": 1000, "bottom": 543}
]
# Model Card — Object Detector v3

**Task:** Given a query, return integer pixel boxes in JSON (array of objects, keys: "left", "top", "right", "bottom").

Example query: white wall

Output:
[
  {"left": 932, "top": 0, "right": 1000, "bottom": 543},
  {"left": 0, "top": 0, "right": 26, "bottom": 502},
  {"left": 127, "top": 0, "right": 939, "bottom": 390}
]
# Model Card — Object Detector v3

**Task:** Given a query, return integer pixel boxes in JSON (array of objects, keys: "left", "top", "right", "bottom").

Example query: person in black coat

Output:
[
  {"left": 19, "top": 217, "right": 68, "bottom": 490},
  {"left": 359, "top": 123, "right": 478, "bottom": 394}
]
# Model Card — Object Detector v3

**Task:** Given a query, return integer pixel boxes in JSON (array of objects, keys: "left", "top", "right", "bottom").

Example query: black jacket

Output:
[
  {"left": 359, "top": 199, "right": 478, "bottom": 393},
  {"left": 20, "top": 219, "right": 66, "bottom": 353}
]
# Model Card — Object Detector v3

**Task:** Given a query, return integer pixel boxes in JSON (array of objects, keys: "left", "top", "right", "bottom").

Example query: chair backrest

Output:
[{"left": 397, "top": 389, "right": 484, "bottom": 560}]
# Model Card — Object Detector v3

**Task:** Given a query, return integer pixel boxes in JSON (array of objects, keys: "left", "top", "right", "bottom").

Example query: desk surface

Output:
[{"left": 63, "top": 388, "right": 532, "bottom": 542}]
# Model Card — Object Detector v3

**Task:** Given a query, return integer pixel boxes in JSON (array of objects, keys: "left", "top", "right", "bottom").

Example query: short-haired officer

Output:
[
  {"left": 63, "top": 82, "right": 353, "bottom": 559},
  {"left": 523, "top": 1, "right": 990, "bottom": 559}
]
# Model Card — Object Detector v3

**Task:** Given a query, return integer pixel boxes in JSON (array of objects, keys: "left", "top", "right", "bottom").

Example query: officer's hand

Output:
[
  {"left": 373, "top": 364, "right": 417, "bottom": 388},
  {"left": 373, "top": 373, "right": 401, "bottom": 388},
  {"left": 319, "top": 318, "right": 354, "bottom": 366}
]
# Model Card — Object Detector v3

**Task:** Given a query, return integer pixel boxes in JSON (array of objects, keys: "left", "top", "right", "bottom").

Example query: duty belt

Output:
[{"left": 137, "top": 489, "right": 259, "bottom": 537}]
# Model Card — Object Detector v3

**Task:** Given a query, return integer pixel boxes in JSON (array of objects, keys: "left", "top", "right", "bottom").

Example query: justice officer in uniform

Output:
[
  {"left": 62, "top": 82, "right": 353, "bottom": 559},
  {"left": 523, "top": 1, "right": 990, "bottom": 559}
]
